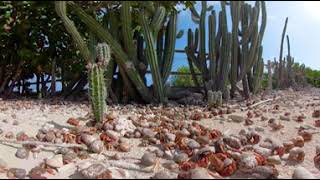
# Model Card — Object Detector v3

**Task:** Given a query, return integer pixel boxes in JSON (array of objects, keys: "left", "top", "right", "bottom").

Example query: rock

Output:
[
  {"left": 292, "top": 166, "right": 316, "bottom": 179},
  {"left": 12, "top": 120, "right": 19, "bottom": 126},
  {"left": 0, "top": 128, "right": 3, "bottom": 135},
  {"left": 292, "top": 136, "right": 304, "bottom": 147},
  {"left": 63, "top": 153, "right": 77, "bottom": 164},
  {"left": 134, "top": 131, "right": 141, "bottom": 138},
  {"left": 119, "top": 142, "right": 130, "bottom": 152},
  {"left": 238, "top": 152, "right": 259, "bottom": 171},
  {"left": 228, "top": 115, "right": 245, "bottom": 123},
  {"left": 254, "top": 126, "right": 265, "bottom": 132},
  {"left": 152, "top": 170, "right": 177, "bottom": 179},
  {"left": 28, "top": 167, "right": 47, "bottom": 179},
  {"left": 164, "top": 150, "right": 174, "bottom": 160},
  {"left": 106, "top": 112, "right": 118, "bottom": 120},
  {"left": 189, "top": 168, "right": 215, "bottom": 179},
  {"left": 105, "top": 167, "right": 130, "bottom": 179},
  {"left": 174, "top": 153, "right": 189, "bottom": 163},
  {"left": 298, "top": 130, "right": 312, "bottom": 141},
  {"left": 223, "top": 136, "right": 241, "bottom": 149},
  {"left": 141, "top": 153, "right": 157, "bottom": 166},
  {"left": 165, "top": 133, "right": 176, "bottom": 142},
  {"left": 267, "top": 155, "right": 282, "bottom": 165},
  {"left": 15, "top": 148, "right": 29, "bottom": 159},
  {"left": 67, "top": 117, "right": 79, "bottom": 126},
  {"left": 254, "top": 146, "right": 272, "bottom": 158},
  {"left": 8, "top": 168, "right": 26, "bottom": 179},
  {"left": 45, "top": 131, "right": 56, "bottom": 142},
  {"left": 105, "top": 130, "right": 119, "bottom": 141},
  {"left": 251, "top": 166, "right": 279, "bottom": 179},
  {"left": 289, "top": 147, "right": 305, "bottom": 162},
  {"left": 180, "top": 129, "right": 191, "bottom": 136},
  {"left": 142, "top": 128, "right": 157, "bottom": 138},
  {"left": 280, "top": 115, "right": 291, "bottom": 121},
  {"left": 80, "top": 164, "right": 106, "bottom": 179},
  {"left": 89, "top": 140, "right": 104, "bottom": 153},
  {"left": 81, "top": 134, "right": 97, "bottom": 146},
  {"left": 153, "top": 149, "right": 164, "bottom": 158},
  {"left": 187, "top": 139, "right": 201, "bottom": 149},
  {"left": 197, "top": 136, "right": 210, "bottom": 145},
  {"left": 5, "top": 132, "right": 14, "bottom": 139},
  {"left": 46, "top": 155, "right": 64, "bottom": 168}
]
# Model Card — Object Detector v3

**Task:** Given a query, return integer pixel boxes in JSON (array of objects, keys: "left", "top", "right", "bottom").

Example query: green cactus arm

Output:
[
  {"left": 139, "top": 10, "right": 165, "bottom": 103},
  {"left": 161, "top": 12, "right": 177, "bottom": 83},
  {"left": 120, "top": 1, "right": 138, "bottom": 66},
  {"left": 258, "top": 1, "right": 267, "bottom": 44},
  {"left": 151, "top": 6, "right": 166, "bottom": 35},
  {"left": 230, "top": 1, "right": 241, "bottom": 95},
  {"left": 241, "top": 2, "right": 260, "bottom": 44},
  {"left": 55, "top": 1, "right": 91, "bottom": 64},
  {"left": 67, "top": 1, "right": 152, "bottom": 103},
  {"left": 199, "top": 1, "right": 208, "bottom": 81},
  {"left": 190, "top": 5, "right": 200, "bottom": 24},
  {"left": 286, "top": 35, "right": 291, "bottom": 57},
  {"left": 208, "top": 10, "right": 216, "bottom": 82}
]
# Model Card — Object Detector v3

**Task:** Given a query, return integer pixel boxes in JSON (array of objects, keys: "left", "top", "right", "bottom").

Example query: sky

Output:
[{"left": 171, "top": 1, "right": 320, "bottom": 72}]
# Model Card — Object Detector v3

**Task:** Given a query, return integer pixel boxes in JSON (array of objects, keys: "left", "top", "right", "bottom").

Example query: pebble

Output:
[
  {"left": 119, "top": 142, "right": 130, "bottom": 152},
  {"left": 5, "top": 132, "right": 14, "bottom": 139},
  {"left": 165, "top": 133, "right": 176, "bottom": 142},
  {"left": 189, "top": 168, "right": 215, "bottom": 179},
  {"left": 141, "top": 153, "right": 157, "bottom": 166},
  {"left": 46, "top": 155, "right": 64, "bottom": 168},
  {"left": 292, "top": 166, "right": 316, "bottom": 179},
  {"left": 81, "top": 134, "right": 97, "bottom": 146},
  {"left": 89, "top": 140, "right": 104, "bottom": 153},
  {"left": 152, "top": 170, "right": 177, "bottom": 179},
  {"left": 63, "top": 153, "right": 77, "bottom": 164},
  {"left": 267, "top": 155, "right": 282, "bottom": 165},
  {"left": 106, "top": 167, "right": 130, "bottom": 179},
  {"left": 80, "top": 164, "right": 106, "bottom": 179},
  {"left": 187, "top": 139, "right": 201, "bottom": 149},
  {"left": 105, "top": 130, "right": 119, "bottom": 141},
  {"left": 142, "top": 128, "right": 157, "bottom": 138},
  {"left": 254, "top": 126, "right": 265, "bottom": 132},
  {"left": 45, "top": 131, "right": 56, "bottom": 142},
  {"left": 228, "top": 115, "right": 245, "bottom": 123},
  {"left": 280, "top": 115, "right": 290, "bottom": 121},
  {"left": 12, "top": 120, "right": 19, "bottom": 126},
  {"left": 174, "top": 153, "right": 189, "bottom": 163},
  {"left": 15, "top": 148, "right": 29, "bottom": 159},
  {"left": 197, "top": 136, "right": 210, "bottom": 145},
  {"left": 8, "top": 168, "right": 27, "bottom": 179},
  {"left": 134, "top": 131, "right": 141, "bottom": 138},
  {"left": 0, "top": 128, "right": 3, "bottom": 135}
]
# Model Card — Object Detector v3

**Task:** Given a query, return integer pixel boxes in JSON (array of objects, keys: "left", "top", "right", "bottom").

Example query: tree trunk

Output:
[{"left": 51, "top": 58, "right": 56, "bottom": 95}]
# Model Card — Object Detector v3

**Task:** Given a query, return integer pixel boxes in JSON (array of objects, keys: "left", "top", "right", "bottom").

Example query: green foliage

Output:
[
  {"left": 171, "top": 66, "right": 201, "bottom": 87},
  {"left": 305, "top": 67, "right": 320, "bottom": 88}
]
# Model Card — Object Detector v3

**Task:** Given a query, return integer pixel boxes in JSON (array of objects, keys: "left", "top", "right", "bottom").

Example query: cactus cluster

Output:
[
  {"left": 185, "top": 1, "right": 267, "bottom": 102},
  {"left": 273, "top": 17, "right": 307, "bottom": 89}
]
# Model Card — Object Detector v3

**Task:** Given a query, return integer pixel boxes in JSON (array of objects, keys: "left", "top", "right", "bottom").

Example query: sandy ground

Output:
[{"left": 0, "top": 88, "right": 320, "bottom": 179}]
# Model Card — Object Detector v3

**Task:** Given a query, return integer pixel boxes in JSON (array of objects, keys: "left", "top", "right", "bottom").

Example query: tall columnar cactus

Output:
[
  {"left": 55, "top": 1, "right": 109, "bottom": 122},
  {"left": 138, "top": 1, "right": 182, "bottom": 103},
  {"left": 277, "top": 17, "right": 288, "bottom": 88},
  {"left": 62, "top": 1, "right": 153, "bottom": 102},
  {"left": 88, "top": 43, "right": 110, "bottom": 122}
]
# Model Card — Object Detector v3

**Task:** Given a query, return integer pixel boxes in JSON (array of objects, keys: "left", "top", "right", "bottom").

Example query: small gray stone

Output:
[
  {"left": 142, "top": 128, "right": 157, "bottom": 138},
  {"left": 80, "top": 164, "right": 106, "bottom": 179},
  {"left": 15, "top": 148, "right": 28, "bottom": 159},
  {"left": 105, "top": 130, "right": 119, "bottom": 141},
  {"left": 8, "top": 168, "right": 26, "bottom": 179},
  {"left": 165, "top": 133, "right": 176, "bottom": 142},
  {"left": 174, "top": 153, "right": 189, "bottom": 163},
  {"left": 254, "top": 126, "right": 265, "bottom": 132},
  {"left": 228, "top": 115, "right": 245, "bottom": 123},
  {"left": 280, "top": 115, "right": 290, "bottom": 121},
  {"left": 12, "top": 120, "right": 19, "bottom": 126},
  {"left": 292, "top": 166, "right": 316, "bottom": 179},
  {"left": 152, "top": 170, "right": 177, "bottom": 179},
  {"left": 187, "top": 139, "right": 200, "bottom": 149},
  {"left": 267, "top": 155, "right": 282, "bottom": 165},
  {"left": 141, "top": 153, "right": 157, "bottom": 166},
  {"left": 189, "top": 168, "right": 215, "bottom": 179},
  {"left": 89, "top": 140, "right": 104, "bottom": 153}
]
